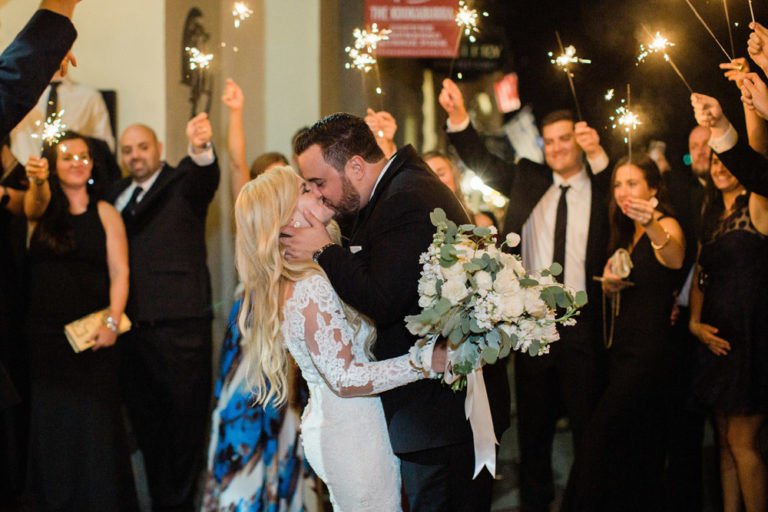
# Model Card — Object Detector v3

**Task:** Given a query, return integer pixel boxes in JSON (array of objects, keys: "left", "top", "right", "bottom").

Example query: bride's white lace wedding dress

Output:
[{"left": 281, "top": 274, "right": 426, "bottom": 512}]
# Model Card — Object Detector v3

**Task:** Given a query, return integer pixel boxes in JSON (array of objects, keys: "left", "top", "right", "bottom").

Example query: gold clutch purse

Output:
[{"left": 64, "top": 309, "right": 131, "bottom": 353}]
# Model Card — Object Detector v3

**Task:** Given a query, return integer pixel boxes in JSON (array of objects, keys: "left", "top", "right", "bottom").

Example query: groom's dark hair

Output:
[{"left": 294, "top": 113, "right": 385, "bottom": 172}]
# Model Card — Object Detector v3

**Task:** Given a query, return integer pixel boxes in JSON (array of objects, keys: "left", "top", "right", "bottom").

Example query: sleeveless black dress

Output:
[
  {"left": 692, "top": 197, "right": 768, "bottom": 414},
  {"left": 564, "top": 227, "right": 682, "bottom": 511},
  {"left": 25, "top": 201, "right": 137, "bottom": 511}
]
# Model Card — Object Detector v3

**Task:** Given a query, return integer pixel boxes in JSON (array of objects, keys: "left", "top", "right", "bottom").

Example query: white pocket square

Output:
[{"left": 350, "top": 245, "right": 362, "bottom": 254}]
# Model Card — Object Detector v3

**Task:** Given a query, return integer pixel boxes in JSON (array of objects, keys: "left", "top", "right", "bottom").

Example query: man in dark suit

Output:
[
  {"left": 107, "top": 113, "right": 219, "bottom": 512},
  {"left": 282, "top": 113, "right": 510, "bottom": 512},
  {"left": 439, "top": 79, "right": 611, "bottom": 512}
]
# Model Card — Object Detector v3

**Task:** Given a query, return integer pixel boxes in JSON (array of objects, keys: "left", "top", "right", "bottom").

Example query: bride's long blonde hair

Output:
[{"left": 234, "top": 166, "right": 374, "bottom": 406}]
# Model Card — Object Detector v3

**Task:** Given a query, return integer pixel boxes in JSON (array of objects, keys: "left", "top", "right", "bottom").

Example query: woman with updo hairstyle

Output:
[
  {"left": 564, "top": 153, "right": 685, "bottom": 511},
  {"left": 22, "top": 131, "right": 137, "bottom": 510}
]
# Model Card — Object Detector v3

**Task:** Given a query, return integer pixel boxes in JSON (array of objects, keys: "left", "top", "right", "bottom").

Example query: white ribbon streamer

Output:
[{"left": 466, "top": 369, "right": 499, "bottom": 478}]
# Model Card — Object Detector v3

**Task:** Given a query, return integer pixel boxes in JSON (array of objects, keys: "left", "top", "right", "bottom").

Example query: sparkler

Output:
[
  {"left": 232, "top": 2, "right": 253, "bottom": 28},
  {"left": 448, "top": 1, "right": 488, "bottom": 79},
  {"left": 344, "top": 24, "right": 392, "bottom": 107},
  {"left": 749, "top": 0, "right": 755, "bottom": 24},
  {"left": 605, "top": 89, "right": 615, "bottom": 101},
  {"left": 723, "top": 0, "right": 736, "bottom": 59},
  {"left": 637, "top": 27, "right": 693, "bottom": 94},
  {"left": 608, "top": 85, "right": 640, "bottom": 163},
  {"left": 32, "top": 110, "right": 67, "bottom": 149},
  {"left": 549, "top": 31, "right": 589, "bottom": 120},
  {"left": 185, "top": 47, "right": 214, "bottom": 71},
  {"left": 684, "top": 0, "right": 734, "bottom": 61}
]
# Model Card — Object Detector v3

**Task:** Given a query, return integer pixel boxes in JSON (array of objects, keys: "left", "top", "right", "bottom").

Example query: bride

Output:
[{"left": 234, "top": 166, "right": 443, "bottom": 511}]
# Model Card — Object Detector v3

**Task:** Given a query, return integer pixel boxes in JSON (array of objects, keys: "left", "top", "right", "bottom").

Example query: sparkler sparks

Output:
[
  {"left": 352, "top": 24, "right": 392, "bottom": 51},
  {"left": 185, "top": 47, "right": 214, "bottom": 71},
  {"left": 232, "top": 2, "right": 253, "bottom": 28},
  {"left": 548, "top": 45, "right": 592, "bottom": 71},
  {"left": 637, "top": 33, "right": 674, "bottom": 63},
  {"left": 610, "top": 104, "right": 642, "bottom": 143},
  {"left": 605, "top": 89, "right": 615, "bottom": 101},
  {"left": 455, "top": 1, "right": 487, "bottom": 43},
  {"left": 32, "top": 111, "right": 67, "bottom": 147},
  {"left": 344, "top": 47, "right": 377, "bottom": 73}
]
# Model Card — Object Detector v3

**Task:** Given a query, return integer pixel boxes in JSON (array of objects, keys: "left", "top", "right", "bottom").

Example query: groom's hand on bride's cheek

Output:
[{"left": 280, "top": 211, "right": 332, "bottom": 262}]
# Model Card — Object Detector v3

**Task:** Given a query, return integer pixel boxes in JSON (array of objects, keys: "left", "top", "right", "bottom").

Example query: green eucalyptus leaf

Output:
[
  {"left": 575, "top": 290, "right": 588, "bottom": 307},
  {"left": 430, "top": 208, "right": 447, "bottom": 226},
  {"left": 473, "top": 226, "right": 491, "bottom": 237},
  {"left": 461, "top": 315, "right": 471, "bottom": 334},
  {"left": 434, "top": 298, "right": 452, "bottom": 315},
  {"left": 549, "top": 262, "right": 563, "bottom": 276},
  {"left": 519, "top": 278, "right": 539, "bottom": 288},
  {"left": 449, "top": 324, "right": 465, "bottom": 345},
  {"left": 482, "top": 346, "right": 500, "bottom": 364},
  {"left": 499, "top": 343, "right": 512, "bottom": 359},
  {"left": 527, "top": 340, "right": 541, "bottom": 356},
  {"left": 469, "top": 317, "right": 484, "bottom": 334},
  {"left": 540, "top": 288, "right": 557, "bottom": 309},
  {"left": 555, "top": 288, "right": 572, "bottom": 308}
]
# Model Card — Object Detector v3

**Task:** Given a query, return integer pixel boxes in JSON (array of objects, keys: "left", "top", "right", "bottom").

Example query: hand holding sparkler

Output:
[
  {"left": 186, "top": 112, "right": 213, "bottom": 153},
  {"left": 39, "top": 0, "right": 81, "bottom": 20},
  {"left": 25, "top": 155, "right": 49, "bottom": 186},
  {"left": 221, "top": 78, "right": 244, "bottom": 112},
  {"left": 573, "top": 121, "right": 603, "bottom": 160},
  {"left": 365, "top": 108, "right": 397, "bottom": 159},
  {"left": 721, "top": 58, "right": 751, "bottom": 89},
  {"left": 741, "top": 73, "right": 768, "bottom": 120},
  {"left": 748, "top": 22, "right": 768, "bottom": 76},
  {"left": 691, "top": 93, "right": 730, "bottom": 137},
  {"left": 620, "top": 197, "right": 657, "bottom": 226},
  {"left": 438, "top": 78, "right": 469, "bottom": 127}
]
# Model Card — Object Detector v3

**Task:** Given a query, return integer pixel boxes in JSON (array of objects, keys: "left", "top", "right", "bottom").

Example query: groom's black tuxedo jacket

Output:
[
  {"left": 447, "top": 123, "right": 612, "bottom": 324},
  {"left": 318, "top": 145, "right": 511, "bottom": 454},
  {"left": 106, "top": 157, "right": 219, "bottom": 323}
]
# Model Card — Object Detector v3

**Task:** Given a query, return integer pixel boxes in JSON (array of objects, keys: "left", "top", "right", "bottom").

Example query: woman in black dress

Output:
[
  {"left": 563, "top": 154, "right": 685, "bottom": 511},
  {"left": 23, "top": 132, "right": 136, "bottom": 510},
  {"left": 688, "top": 152, "right": 768, "bottom": 512}
]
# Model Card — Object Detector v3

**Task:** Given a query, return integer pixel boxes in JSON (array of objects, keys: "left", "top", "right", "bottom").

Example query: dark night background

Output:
[
  {"left": 337, "top": 0, "right": 763, "bottom": 172},
  {"left": 454, "top": 0, "right": 758, "bottom": 168}
]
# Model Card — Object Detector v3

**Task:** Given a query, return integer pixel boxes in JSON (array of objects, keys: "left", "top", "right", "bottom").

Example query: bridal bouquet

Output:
[{"left": 407, "top": 208, "right": 587, "bottom": 392}]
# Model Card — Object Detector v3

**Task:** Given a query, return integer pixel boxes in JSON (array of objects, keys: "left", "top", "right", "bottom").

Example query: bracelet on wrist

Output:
[
  {"left": 312, "top": 243, "right": 335, "bottom": 263},
  {"left": 650, "top": 231, "right": 672, "bottom": 250},
  {"left": 104, "top": 315, "right": 119, "bottom": 333}
]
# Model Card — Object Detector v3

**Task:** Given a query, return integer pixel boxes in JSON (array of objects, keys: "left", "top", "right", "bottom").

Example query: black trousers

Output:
[
  {"left": 399, "top": 440, "right": 495, "bottom": 512},
  {"left": 120, "top": 319, "right": 212, "bottom": 512},
  {"left": 514, "top": 319, "right": 603, "bottom": 512}
]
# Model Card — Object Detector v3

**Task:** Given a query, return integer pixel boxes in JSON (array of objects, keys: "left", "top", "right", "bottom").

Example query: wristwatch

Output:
[{"left": 312, "top": 243, "right": 335, "bottom": 263}]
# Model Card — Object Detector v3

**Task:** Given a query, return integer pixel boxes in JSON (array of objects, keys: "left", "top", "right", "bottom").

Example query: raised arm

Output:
[
  {"left": 439, "top": 78, "right": 515, "bottom": 193},
  {"left": 721, "top": 58, "right": 768, "bottom": 156},
  {"left": 221, "top": 78, "right": 249, "bottom": 199},
  {"left": 292, "top": 275, "right": 426, "bottom": 398},
  {"left": 23, "top": 156, "right": 50, "bottom": 221},
  {"left": 0, "top": 3, "right": 78, "bottom": 138},
  {"left": 364, "top": 108, "right": 397, "bottom": 159},
  {"left": 182, "top": 112, "right": 220, "bottom": 206}
]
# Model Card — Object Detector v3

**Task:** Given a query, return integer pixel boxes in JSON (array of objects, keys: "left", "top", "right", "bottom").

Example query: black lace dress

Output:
[
  {"left": 24, "top": 201, "right": 137, "bottom": 511},
  {"left": 692, "top": 197, "right": 768, "bottom": 414}
]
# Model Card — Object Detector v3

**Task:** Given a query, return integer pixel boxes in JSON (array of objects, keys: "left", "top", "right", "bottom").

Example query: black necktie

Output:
[
  {"left": 553, "top": 185, "right": 570, "bottom": 283},
  {"left": 45, "top": 82, "right": 61, "bottom": 120},
  {"left": 123, "top": 186, "right": 143, "bottom": 219}
]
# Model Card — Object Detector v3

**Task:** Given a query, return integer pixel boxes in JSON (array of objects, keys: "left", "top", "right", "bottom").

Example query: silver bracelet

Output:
[{"left": 104, "top": 316, "right": 118, "bottom": 333}]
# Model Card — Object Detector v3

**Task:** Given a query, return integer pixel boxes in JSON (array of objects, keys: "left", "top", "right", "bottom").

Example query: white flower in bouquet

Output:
[
  {"left": 505, "top": 232, "right": 521, "bottom": 247},
  {"left": 500, "top": 292, "right": 525, "bottom": 318},
  {"left": 442, "top": 276, "right": 469, "bottom": 305},
  {"left": 474, "top": 270, "right": 493, "bottom": 296},
  {"left": 523, "top": 288, "right": 549, "bottom": 318},
  {"left": 441, "top": 260, "right": 467, "bottom": 281},
  {"left": 493, "top": 267, "right": 520, "bottom": 294},
  {"left": 418, "top": 277, "right": 438, "bottom": 298}
]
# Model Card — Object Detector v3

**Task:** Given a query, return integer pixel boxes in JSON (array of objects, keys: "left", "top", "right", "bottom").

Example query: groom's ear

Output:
[{"left": 344, "top": 155, "right": 366, "bottom": 182}]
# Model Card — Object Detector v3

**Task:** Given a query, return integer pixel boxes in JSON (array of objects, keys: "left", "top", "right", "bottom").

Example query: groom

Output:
[{"left": 282, "top": 113, "right": 510, "bottom": 511}]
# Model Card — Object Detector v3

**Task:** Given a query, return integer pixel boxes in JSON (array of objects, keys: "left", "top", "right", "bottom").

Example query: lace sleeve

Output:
[{"left": 295, "top": 275, "right": 425, "bottom": 398}]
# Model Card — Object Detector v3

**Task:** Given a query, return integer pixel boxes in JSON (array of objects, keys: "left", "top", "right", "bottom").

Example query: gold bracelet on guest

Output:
[{"left": 650, "top": 231, "right": 671, "bottom": 250}]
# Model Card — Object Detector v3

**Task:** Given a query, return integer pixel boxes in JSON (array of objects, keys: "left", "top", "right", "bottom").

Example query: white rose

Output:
[
  {"left": 418, "top": 278, "right": 438, "bottom": 297},
  {"left": 406, "top": 318, "right": 431, "bottom": 336},
  {"left": 474, "top": 271, "right": 493, "bottom": 294},
  {"left": 494, "top": 268, "right": 520, "bottom": 294},
  {"left": 505, "top": 232, "right": 521, "bottom": 247},
  {"left": 441, "top": 277, "right": 469, "bottom": 305},
  {"left": 419, "top": 294, "right": 436, "bottom": 309},
  {"left": 523, "top": 289, "right": 548, "bottom": 318},
  {"left": 440, "top": 261, "right": 466, "bottom": 281},
  {"left": 500, "top": 293, "right": 525, "bottom": 319}
]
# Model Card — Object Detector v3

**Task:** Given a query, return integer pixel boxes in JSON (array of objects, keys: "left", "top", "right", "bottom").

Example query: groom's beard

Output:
[{"left": 328, "top": 172, "right": 361, "bottom": 218}]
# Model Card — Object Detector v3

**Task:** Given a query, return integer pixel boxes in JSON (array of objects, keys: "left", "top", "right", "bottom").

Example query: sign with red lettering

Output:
[
  {"left": 365, "top": 0, "right": 460, "bottom": 58},
  {"left": 494, "top": 73, "right": 521, "bottom": 114}
]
